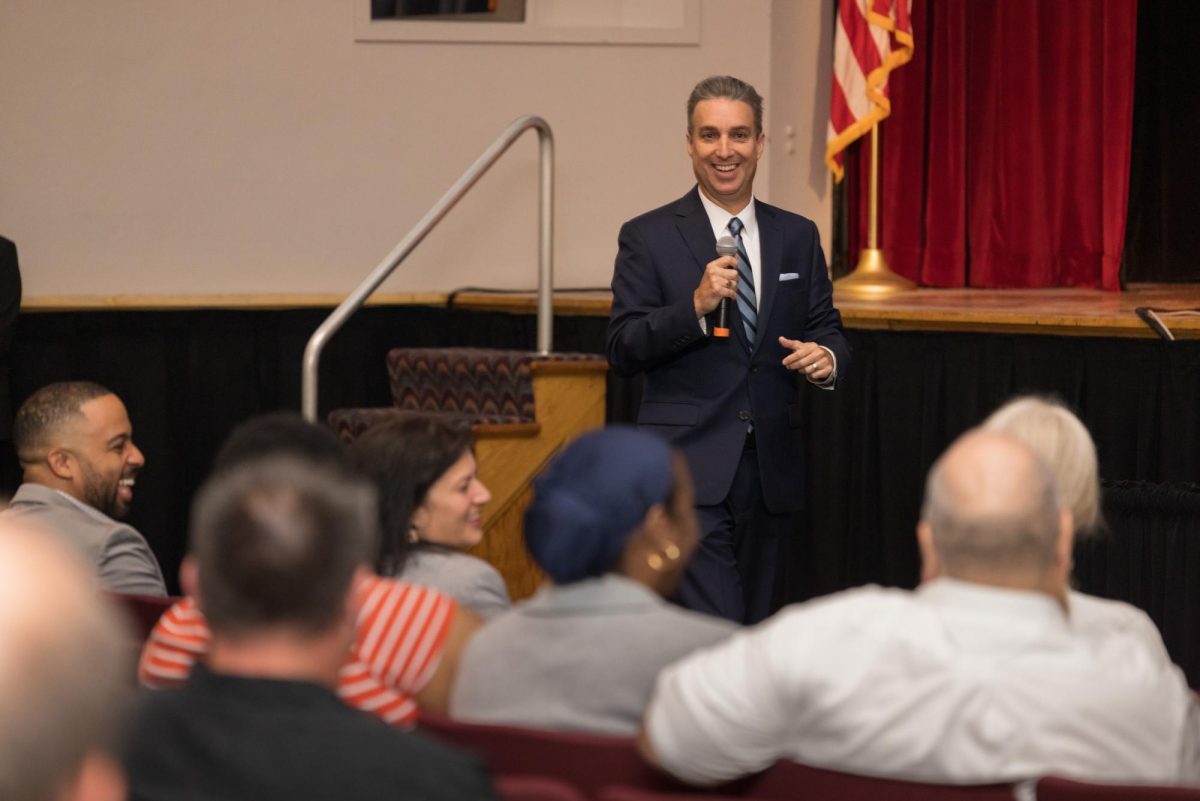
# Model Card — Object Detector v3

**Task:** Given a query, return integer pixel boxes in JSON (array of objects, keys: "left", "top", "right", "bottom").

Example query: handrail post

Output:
[
  {"left": 302, "top": 115, "right": 555, "bottom": 422},
  {"left": 536, "top": 124, "right": 554, "bottom": 356}
]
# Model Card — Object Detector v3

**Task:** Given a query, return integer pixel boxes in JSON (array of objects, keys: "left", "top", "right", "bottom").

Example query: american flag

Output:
[{"left": 826, "top": 0, "right": 914, "bottom": 182}]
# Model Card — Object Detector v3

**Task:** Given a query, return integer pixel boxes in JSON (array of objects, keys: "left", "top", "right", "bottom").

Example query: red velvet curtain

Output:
[{"left": 846, "top": 0, "right": 1137, "bottom": 289}]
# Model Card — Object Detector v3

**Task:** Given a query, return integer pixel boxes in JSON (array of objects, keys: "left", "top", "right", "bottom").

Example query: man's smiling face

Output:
[{"left": 686, "top": 97, "right": 764, "bottom": 214}]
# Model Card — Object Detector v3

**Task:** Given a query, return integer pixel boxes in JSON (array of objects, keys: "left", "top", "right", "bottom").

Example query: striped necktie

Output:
[{"left": 728, "top": 217, "right": 757, "bottom": 346}]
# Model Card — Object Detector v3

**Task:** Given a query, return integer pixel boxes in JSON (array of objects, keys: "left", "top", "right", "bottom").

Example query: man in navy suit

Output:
[{"left": 607, "top": 75, "right": 849, "bottom": 624}]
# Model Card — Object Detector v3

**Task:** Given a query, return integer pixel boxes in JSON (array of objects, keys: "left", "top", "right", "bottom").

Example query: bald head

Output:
[
  {"left": 0, "top": 522, "right": 131, "bottom": 801},
  {"left": 920, "top": 429, "right": 1068, "bottom": 583}
]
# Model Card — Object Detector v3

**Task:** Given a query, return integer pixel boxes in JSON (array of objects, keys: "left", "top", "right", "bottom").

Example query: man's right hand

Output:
[{"left": 693, "top": 255, "right": 740, "bottom": 318}]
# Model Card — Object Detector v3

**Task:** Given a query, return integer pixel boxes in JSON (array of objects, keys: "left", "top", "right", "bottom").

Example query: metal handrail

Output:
[{"left": 302, "top": 115, "right": 555, "bottom": 422}]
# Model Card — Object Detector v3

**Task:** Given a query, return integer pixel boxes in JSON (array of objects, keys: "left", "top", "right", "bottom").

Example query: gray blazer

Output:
[
  {"left": 450, "top": 574, "right": 737, "bottom": 735},
  {"left": 399, "top": 548, "right": 510, "bottom": 620},
  {"left": 2, "top": 483, "right": 167, "bottom": 596}
]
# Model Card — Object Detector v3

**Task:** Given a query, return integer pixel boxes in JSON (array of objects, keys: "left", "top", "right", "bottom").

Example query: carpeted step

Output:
[{"left": 327, "top": 348, "right": 601, "bottom": 441}]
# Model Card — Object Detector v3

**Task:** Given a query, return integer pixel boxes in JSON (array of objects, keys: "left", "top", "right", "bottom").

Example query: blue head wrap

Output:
[{"left": 524, "top": 426, "right": 674, "bottom": 584}]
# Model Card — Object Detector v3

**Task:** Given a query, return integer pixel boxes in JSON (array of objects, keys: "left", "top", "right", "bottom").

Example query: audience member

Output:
[
  {"left": 208, "top": 410, "right": 357, "bottom": 476},
  {"left": 982, "top": 396, "right": 1174, "bottom": 647},
  {"left": 641, "top": 429, "right": 1200, "bottom": 786},
  {"left": 451, "top": 426, "right": 737, "bottom": 735},
  {"left": 983, "top": 395, "right": 1101, "bottom": 535},
  {"left": 122, "top": 457, "right": 495, "bottom": 801},
  {"left": 0, "top": 236, "right": 21, "bottom": 493},
  {"left": 2, "top": 380, "right": 166, "bottom": 595},
  {"left": 351, "top": 413, "right": 510, "bottom": 619},
  {"left": 0, "top": 519, "right": 131, "bottom": 801},
  {"left": 139, "top": 412, "right": 480, "bottom": 724}
]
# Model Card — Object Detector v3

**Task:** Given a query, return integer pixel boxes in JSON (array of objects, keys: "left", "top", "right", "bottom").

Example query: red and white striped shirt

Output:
[{"left": 138, "top": 575, "right": 456, "bottom": 728}]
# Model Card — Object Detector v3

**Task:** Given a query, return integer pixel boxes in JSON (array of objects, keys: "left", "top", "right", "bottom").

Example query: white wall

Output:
[
  {"left": 768, "top": 0, "right": 834, "bottom": 256},
  {"left": 0, "top": 0, "right": 831, "bottom": 299}
]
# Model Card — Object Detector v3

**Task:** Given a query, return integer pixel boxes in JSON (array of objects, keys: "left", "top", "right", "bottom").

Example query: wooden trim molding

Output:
[{"left": 20, "top": 284, "right": 1200, "bottom": 339}]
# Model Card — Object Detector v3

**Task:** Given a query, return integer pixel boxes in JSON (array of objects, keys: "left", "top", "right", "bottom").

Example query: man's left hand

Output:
[{"left": 779, "top": 337, "right": 832, "bottom": 383}]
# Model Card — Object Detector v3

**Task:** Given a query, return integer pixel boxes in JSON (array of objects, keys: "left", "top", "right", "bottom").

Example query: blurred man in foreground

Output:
[
  {"left": 122, "top": 456, "right": 493, "bottom": 801},
  {"left": 0, "top": 519, "right": 131, "bottom": 801}
]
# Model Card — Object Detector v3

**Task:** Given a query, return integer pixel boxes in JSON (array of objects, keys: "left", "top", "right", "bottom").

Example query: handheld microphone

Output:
[{"left": 712, "top": 235, "right": 738, "bottom": 338}]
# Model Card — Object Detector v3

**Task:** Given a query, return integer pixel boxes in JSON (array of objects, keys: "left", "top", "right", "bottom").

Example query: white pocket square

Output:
[{"left": 779, "top": 272, "right": 800, "bottom": 282}]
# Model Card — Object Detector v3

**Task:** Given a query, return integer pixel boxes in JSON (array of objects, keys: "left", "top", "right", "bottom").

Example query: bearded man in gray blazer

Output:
[{"left": 2, "top": 381, "right": 165, "bottom": 596}]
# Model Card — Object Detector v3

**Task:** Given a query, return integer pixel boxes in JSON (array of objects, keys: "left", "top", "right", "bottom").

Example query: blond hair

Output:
[{"left": 983, "top": 396, "right": 1101, "bottom": 534}]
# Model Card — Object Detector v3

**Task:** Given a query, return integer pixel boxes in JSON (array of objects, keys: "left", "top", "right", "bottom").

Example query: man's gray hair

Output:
[
  {"left": 983, "top": 395, "right": 1102, "bottom": 534},
  {"left": 0, "top": 525, "right": 132, "bottom": 801},
  {"left": 189, "top": 456, "right": 379, "bottom": 637},
  {"left": 13, "top": 381, "right": 113, "bottom": 464},
  {"left": 687, "top": 75, "right": 764, "bottom": 135},
  {"left": 921, "top": 430, "right": 1063, "bottom": 575}
]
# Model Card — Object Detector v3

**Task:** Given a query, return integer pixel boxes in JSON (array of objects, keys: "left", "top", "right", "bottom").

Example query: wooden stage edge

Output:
[{"left": 20, "top": 284, "right": 1200, "bottom": 339}]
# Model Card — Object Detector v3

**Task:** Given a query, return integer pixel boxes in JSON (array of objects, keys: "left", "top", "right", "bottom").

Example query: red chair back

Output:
[
  {"left": 732, "top": 760, "right": 1013, "bottom": 801},
  {"left": 106, "top": 592, "right": 177, "bottom": 640},
  {"left": 599, "top": 785, "right": 773, "bottom": 801},
  {"left": 418, "top": 715, "right": 1017, "bottom": 801},
  {"left": 497, "top": 775, "right": 590, "bottom": 801},
  {"left": 418, "top": 715, "right": 685, "bottom": 797},
  {"left": 1035, "top": 776, "right": 1200, "bottom": 800}
]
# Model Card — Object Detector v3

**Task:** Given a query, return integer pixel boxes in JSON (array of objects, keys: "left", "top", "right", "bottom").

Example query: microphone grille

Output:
[{"left": 715, "top": 236, "right": 738, "bottom": 257}]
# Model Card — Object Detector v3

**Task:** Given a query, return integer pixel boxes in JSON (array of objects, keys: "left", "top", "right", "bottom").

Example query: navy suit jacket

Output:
[{"left": 606, "top": 187, "right": 850, "bottom": 512}]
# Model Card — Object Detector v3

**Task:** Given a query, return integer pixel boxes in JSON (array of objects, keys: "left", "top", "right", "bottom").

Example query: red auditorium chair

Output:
[
  {"left": 105, "top": 592, "right": 177, "bottom": 640},
  {"left": 418, "top": 714, "right": 684, "bottom": 797},
  {"left": 496, "top": 775, "right": 590, "bottom": 801},
  {"left": 738, "top": 761, "right": 1014, "bottom": 801},
  {"left": 1034, "top": 776, "right": 1200, "bottom": 800},
  {"left": 598, "top": 784, "right": 775, "bottom": 801},
  {"left": 418, "top": 714, "right": 1017, "bottom": 801}
]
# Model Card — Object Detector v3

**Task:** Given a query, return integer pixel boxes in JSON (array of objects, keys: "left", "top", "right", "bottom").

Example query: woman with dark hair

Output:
[{"left": 350, "top": 413, "right": 510, "bottom": 619}]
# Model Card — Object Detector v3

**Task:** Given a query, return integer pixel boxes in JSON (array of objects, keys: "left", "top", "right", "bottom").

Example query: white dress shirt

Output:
[
  {"left": 695, "top": 191, "right": 836, "bottom": 387},
  {"left": 645, "top": 579, "right": 1200, "bottom": 787},
  {"left": 696, "top": 192, "right": 763, "bottom": 313}
]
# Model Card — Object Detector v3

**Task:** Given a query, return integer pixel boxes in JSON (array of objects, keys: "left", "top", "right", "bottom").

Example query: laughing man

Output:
[{"left": 3, "top": 381, "right": 166, "bottom": 596}]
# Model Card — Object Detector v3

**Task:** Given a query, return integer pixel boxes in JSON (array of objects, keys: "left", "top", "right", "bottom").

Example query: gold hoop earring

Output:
[
  {"left": 664, "top": 543, "right": 681, "bottom": 561},
  {"left": 647, "top": 553, "right": 664, "bottom": 571}
]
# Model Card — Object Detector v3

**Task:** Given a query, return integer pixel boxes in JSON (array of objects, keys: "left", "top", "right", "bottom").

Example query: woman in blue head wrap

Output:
[{"left": 448, "top": 426, "right": 739, "bottom": 735}]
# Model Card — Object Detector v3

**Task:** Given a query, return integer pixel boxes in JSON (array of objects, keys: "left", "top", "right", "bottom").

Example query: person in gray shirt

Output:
[
  {"left": 450, "top": 426, "right": 737, "bottom": 735},
  {"left": 1, "top": 381, "right": 165, "bottom": 596},
  {"left": 350, "top": 414, "right": 510, "bottom": 619}
]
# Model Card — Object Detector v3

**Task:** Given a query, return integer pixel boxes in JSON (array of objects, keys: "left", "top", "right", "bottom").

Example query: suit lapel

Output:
[
  {"left": 754, "top": 200, "right": 783, "bottom": 357},
  {"left": 674, "top": 187, "right": 716, "bottom": 278}
]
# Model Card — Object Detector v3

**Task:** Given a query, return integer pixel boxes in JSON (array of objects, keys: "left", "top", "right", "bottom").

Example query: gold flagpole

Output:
[{"left": 835, "top": 122, "right": 915, "bottom": 297}]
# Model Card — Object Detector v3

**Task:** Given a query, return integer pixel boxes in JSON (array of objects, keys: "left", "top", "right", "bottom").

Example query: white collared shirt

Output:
[
  {"left": 695, "top": 190, "right": 836, "bottom": 387},
  {"left": 697, "top": 191, "right": 761, "bottom": 312},
  {"left": 645, "top": 579, "right": 1200, "bottom": 787}
]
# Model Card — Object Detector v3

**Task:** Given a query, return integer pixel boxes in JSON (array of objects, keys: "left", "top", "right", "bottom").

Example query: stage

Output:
[
  {"left": 23, "top": 283, "right": 1200, "bottom": 341},
  {"left": 441, "top": 283, "right": 1200, "bottom": 340}
]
